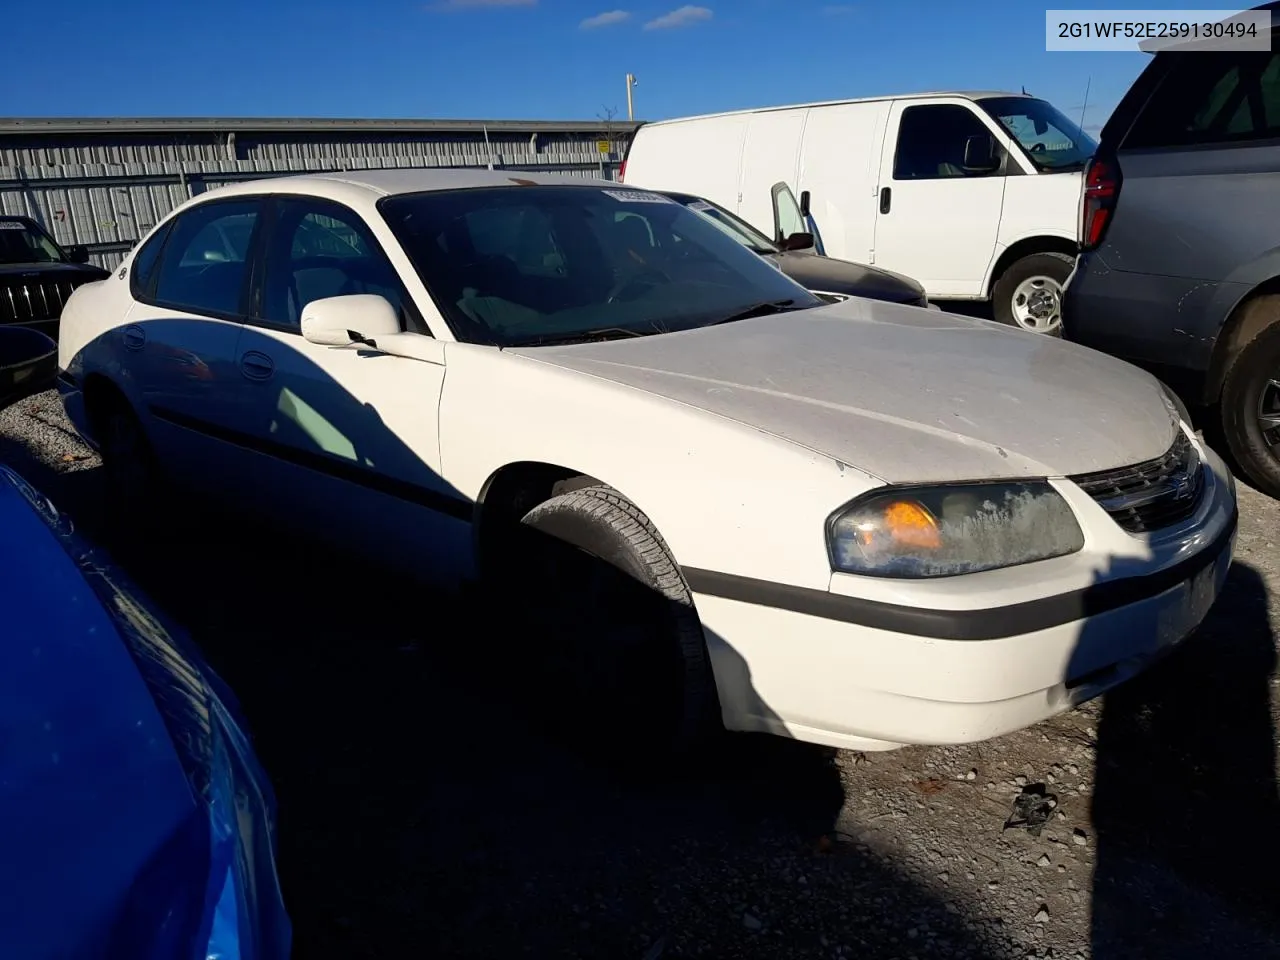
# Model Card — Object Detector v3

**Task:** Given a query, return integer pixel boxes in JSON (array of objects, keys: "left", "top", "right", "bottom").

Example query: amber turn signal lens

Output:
[{"left": 875, "top": 500, "right": 942, "bottom": 549}]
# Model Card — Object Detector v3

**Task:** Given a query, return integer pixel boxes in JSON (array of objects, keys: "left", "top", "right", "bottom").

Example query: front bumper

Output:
[{"left": 689, "top": 443, "right": 1237, "bottom": 751}]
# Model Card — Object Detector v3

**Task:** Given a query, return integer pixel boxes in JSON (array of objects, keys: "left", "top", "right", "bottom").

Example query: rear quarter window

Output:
[
  {"left": 1124, "top": 51, "right": 1280, "bottom": 149},
  {"left": 128, "top": 222, "right": 172, "bottom": 299}
]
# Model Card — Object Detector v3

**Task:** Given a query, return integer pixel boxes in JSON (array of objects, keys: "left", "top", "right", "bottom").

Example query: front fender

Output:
[{"left": 438, "top": 345, "right": 879, "bottom": 591}]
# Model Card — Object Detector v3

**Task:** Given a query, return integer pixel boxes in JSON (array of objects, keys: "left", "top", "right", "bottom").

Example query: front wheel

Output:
[
  {"left": 1220, "top": 302, "right": 1280, "bottom": 498},
  {"left": 992, "top": 252, "right": 1074, "bottom": 336},
  {"left": 503, "top": 484, "right": 719, "bottom": 760}
]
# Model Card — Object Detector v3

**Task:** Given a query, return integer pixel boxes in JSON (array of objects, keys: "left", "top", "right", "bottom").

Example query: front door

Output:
[
  {"left": 873, "top": 100, "right": 1009, "bottom": 298},
  {"left": 228, "top": 196, "right": 472, "bottom": 585}
]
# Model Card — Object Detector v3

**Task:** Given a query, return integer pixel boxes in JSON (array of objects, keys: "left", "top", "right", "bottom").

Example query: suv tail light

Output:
[
  {"left": 618, "top": 160, "right": 627, "bottom": 182},
  {"left": 1079, "top": 155, "right": 1121, "bottom": 251}
]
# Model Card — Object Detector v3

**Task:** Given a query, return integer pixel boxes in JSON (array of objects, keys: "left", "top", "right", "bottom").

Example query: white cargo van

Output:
[{"left": 621, "top": 91, "right": 1097, "bottom": 333}]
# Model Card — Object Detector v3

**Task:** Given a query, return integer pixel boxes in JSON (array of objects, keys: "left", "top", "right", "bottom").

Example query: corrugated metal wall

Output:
[{"left": 0, "top": 124, "right": 634, "bottom": 269}]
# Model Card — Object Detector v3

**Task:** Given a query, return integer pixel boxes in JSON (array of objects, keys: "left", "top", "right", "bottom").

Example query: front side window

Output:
[
  {"left": 1123, "top": 51, "right": 1280, "bottom": 149},
  {"left": 680, "top": 198, "right": 778, "bottom": 254},
  {"left": 260, "top": 199, "right": 403, "bottom": 329},
  {"left": 0, "top": 218, "right": 65, "bottom": 265},
  {"left": 979, "top": 97, "right": 1096, "bottom": 171},
  {"left": 152, "top": 200, "right": 262, "bottom": 316},
  {"left": 771, "top": 183, "right": 807, "bottom": 242},
  {"left": 379, "top": 185, "right": 817, "bottom": 347},
  {"left": 893, "top": 104, "right": 1005, "bottom": 180}
]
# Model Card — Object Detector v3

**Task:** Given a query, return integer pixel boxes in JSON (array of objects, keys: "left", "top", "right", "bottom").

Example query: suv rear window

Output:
[{"left": 1124, "top": 51, "right": 1280, "bottom": 149}]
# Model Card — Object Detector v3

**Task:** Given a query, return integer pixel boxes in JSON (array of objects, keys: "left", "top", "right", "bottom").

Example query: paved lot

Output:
[{"left": 2, "top": 388, "right": 1278, "bottom": 960}]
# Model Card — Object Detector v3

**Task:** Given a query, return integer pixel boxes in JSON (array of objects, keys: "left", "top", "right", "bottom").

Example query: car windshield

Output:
[
  {"left": 0, "top": 219, "right": 65, "bottom": 265},
  {"left": 978, "top": 96, "right": 1098, "bottom": 172},
  {"left": 673, "top": 196, "right": 780, "bottom": 255},
  {"left": 379, "top": 185, "right": 817, "bottom": 347}
]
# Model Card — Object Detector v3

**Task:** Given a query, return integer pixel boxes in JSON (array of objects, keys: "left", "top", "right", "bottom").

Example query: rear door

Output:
[
  {"left": 122, "top": 196, "right": 265, "bottom": 498},
  {"left": 737, "top": 109, "right": 806, "bottom": 238},
  {"left": 872, "top": 99, "right": 1010, "bottom": 297},
  {"left": 796, "top": 101, "right": 887, "bottom": 264}
]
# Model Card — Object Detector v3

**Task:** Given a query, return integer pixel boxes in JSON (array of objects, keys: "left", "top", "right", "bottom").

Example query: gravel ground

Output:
[{"left": 2, "top": 388, "right": 1278, "bottom": 960}]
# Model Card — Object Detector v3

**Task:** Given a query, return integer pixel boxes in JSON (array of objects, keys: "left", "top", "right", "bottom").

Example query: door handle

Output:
[
  {"left": 122, "top": 325, "right": 145, "bottom": 351},
  {"left": 239, "top": 350, "right": 274, "bottom": 381},
  {"left": 879, "top": 187, "right": 892, "bottom": 215}
]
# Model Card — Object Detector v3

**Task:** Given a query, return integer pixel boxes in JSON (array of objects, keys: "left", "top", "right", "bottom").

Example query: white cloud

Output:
[
  {"left": 643, "top": 5, "right": 712, "bottom": 30},
  {"left": 581, "top": 9, "right": 631, "bottom": 29}
]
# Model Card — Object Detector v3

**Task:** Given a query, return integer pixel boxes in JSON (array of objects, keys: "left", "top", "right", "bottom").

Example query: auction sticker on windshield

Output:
[
  {"left": 0, "top": 222, "right": 26, "bottom": 230},
  {"left": 688, "top": 200, "right": 714, "bottom": 212},
  {"left": 602, "top": 190, "right": 675, "bottom": 204}
]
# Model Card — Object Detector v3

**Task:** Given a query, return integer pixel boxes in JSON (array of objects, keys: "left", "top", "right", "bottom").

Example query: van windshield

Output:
[
  {"left": 379, "top": 185, "right": 818, "bottom": 347},
  {"left": 978, "top": 96, "right": 1097, "bottom": 172}
]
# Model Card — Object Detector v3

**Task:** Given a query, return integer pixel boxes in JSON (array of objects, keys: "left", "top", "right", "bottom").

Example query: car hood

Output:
[
  {"left": 769, "top": 251, "right": 926, "bottom": 304},
  {"left": 0, "top": 261, "right": 108, "bottom": 278},
  {"left": 513, "top": 299, "right": 1179, "bottom": 483}
]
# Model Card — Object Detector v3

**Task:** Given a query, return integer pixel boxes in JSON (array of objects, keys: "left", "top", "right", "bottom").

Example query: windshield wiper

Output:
[
  {"left": 705, "top": 298, "right": 806, "bottom": 327},
  {"left": 523, "top": 326, "right": 651, "bottom": 347}
]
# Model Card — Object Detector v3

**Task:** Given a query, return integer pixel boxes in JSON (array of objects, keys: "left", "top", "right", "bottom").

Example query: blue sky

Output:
[{"left": 11, "top": 1, "right": 1196, "bottom": 132}]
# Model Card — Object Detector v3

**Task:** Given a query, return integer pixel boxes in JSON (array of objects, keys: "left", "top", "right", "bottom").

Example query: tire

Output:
[
  {"left": 1220, "top": 311, "right": 1280, "bottom": 498},
  {"left": 93, "top": 395, "right": 168, "bottom": 536},
  {"left": 992, "top": 252, "right": 1074, "bottom": 336},
  {"left": 503, "top": 483, "right": 719, "bottom": 759}
]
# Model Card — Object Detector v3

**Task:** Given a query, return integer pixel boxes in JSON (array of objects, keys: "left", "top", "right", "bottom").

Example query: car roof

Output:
[
  {"left": 637, "top": 91, "right": 1027, "bottom": 129},
  {"left": 194, "top": 167, "right": 620, "bottom": 206}
]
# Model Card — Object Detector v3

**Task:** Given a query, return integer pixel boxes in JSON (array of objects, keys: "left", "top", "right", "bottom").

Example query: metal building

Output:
[{"left": 0, "top": 116, "right": 640, "bottom": 269}]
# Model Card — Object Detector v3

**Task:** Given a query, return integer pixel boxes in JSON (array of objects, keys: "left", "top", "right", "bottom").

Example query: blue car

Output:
[{"left": 0, "top": 464, "right": 291, "bottom": 959}]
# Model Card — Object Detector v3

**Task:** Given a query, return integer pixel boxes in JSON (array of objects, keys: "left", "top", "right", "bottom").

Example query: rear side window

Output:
[
  {"left": 128, "top": 222, "right": 172, "bottom": 298},
  {"left": 1124, "top": 51, "right": 1280, "bottom": 149},
  {"left": 151, "top": 200, "right": 262, "bottom": 317}
]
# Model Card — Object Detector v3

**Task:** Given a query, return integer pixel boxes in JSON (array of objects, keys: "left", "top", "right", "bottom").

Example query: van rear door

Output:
[
  {"left": 872, "top": 98, "right": 1009, "bottom": 298},
  {"left": 796, "top": 101, "right": 887, "bottom": 265},
  {"left": 737, "top": 109, "right": 807, "bottom": 238}
]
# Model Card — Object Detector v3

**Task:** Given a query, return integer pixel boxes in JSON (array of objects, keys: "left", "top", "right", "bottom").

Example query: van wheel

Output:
[
  {"left": 506, "top": 483, "right": 719, "bottom": 760},
  {"left": 992, "top": 252, "right": 1074, "bottom": 336},
  {"left": 1220, "top": 313, "right": 1280, "bottom": 498}
]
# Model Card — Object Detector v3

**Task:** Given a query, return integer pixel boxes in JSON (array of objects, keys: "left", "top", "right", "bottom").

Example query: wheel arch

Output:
[
  {"left": 983, "top": 234, "right": 1077, "bottom": 298},
  {"left": 1204, "top": 279, "right": 1280, "bottom": 405},
  {"left": 473, "top": 460, "right": 616, "bottom": 576},
  {"left": 80, "top": 372, "right": 138, "bottom": 444}
]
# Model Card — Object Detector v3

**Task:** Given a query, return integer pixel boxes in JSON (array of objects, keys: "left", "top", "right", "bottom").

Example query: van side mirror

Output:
[
  {"left": 66, "top": 245, "right": 90, "bottom": 264},
  {"left": 780, "top": 232, "right": 815, "bottom": 252},
  {"left": 799, "top": 190, "right": 811, "bottom": 218},
  {"left": 301, "top": 294, "right": 401, "bottom": 348},
  {"left": 963, "top": 135, "right": 1000, "bottom": 172}
]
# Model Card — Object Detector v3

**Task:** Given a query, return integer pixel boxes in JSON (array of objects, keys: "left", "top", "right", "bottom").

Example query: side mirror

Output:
[
  {"left": 301, "top": 294, "right": 401, "bottom": 348},
  {"left": 67, "top": 245, "right": 90, "bottom": 264},
  {"left": 963, "top": 135, "right": 1000, "bottom": 172},
  {"left": 799, "top": 190, "right": 811, "bottom": 218},
  {"left": 779, "top": 232, "right": 815, "bottom": 252}
]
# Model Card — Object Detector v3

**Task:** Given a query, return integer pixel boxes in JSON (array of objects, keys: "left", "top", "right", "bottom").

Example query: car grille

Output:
[
  {"left": 0, "top": 276, "right": 89, "bottom": 325},
  {"left": 1069, "top": 431, "right": 1204, "bottom": 534}
]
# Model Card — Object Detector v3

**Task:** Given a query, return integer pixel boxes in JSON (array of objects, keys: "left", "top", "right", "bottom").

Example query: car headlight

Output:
[{"left": 827, "top": 482, "right": 1085, "bottom": 579}]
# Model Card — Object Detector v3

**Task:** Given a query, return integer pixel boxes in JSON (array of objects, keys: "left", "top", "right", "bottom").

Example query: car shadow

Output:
[
  {"left": 47, "top": 323, "right": 1015, "bottom": 957},
  {"left": 1088, "top": 560, "right": 1280, "bottom": 958}
]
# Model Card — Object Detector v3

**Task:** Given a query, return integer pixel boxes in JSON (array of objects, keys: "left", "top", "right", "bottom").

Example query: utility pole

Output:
[{"left": 626, "top": 73, "right": 638, "bottom": 121}]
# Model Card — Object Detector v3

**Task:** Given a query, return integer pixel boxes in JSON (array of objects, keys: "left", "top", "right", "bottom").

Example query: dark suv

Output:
[
  {"left": 0, "top": 217, "right": 109, "bottom": 336},
  {"left": 1063, "top": 4, "right": 1280, "bottom": 496}
]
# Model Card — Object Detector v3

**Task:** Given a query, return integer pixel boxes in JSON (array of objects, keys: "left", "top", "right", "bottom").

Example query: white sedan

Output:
[{"left": 56, "top": 169, "right": 1237, "bottom": 754}]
